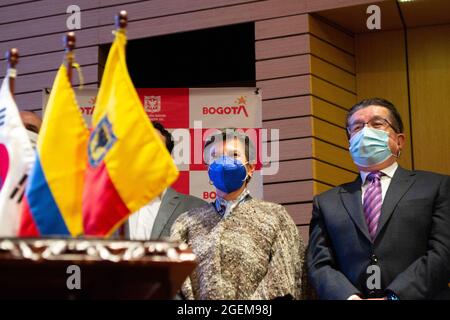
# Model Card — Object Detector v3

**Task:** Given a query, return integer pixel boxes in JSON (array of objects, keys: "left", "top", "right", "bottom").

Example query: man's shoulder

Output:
[
  {"left": 315, "top": 181, "right": 355, "bottom": 201},
  {"left": 394, "top": 167, "right": 449, "bottom": 189},
  {"left": 177, "top": 192, "right": 208, "bottom": 207},
  {"left": 409, "top": 168, "right": 449, "bottom": 180}
]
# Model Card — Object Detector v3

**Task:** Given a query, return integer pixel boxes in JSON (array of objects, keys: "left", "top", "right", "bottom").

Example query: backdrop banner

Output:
[{"left": 43, "top": 87, "right": 263, "bottom": 202}]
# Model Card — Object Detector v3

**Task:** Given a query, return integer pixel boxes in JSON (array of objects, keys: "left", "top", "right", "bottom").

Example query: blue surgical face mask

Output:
[
  {"left": 208, "top": 156, "right": 248, "bottom": 193},
  {"left": 349, "top": 127, "right": 395, "bottom": 168}
]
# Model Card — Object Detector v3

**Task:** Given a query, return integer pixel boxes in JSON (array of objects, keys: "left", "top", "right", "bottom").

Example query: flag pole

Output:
[
  {"left": 115, "top": 10, "right": 128, "bottom": 30},
  {"left": 64, "top": 32, "right": 76, "bottom": 85},
  {"left": 115, "top": 10, "right": 128, "bottom": 240},
  {"left": 5, "top": 48, "right": 19, "bottom": 97}
]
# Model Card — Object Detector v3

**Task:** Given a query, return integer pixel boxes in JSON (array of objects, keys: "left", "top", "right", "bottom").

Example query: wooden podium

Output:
[{"left": 0, "top": 238, "right": 196, "bottom": 299}]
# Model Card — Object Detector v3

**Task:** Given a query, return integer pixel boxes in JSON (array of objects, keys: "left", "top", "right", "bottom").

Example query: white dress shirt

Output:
[
  {"left": 360, "top": 162, "right": 399, "bottom": 203},
  {"left": 128, "top": 189, "right": 166, "bottom": 240}
]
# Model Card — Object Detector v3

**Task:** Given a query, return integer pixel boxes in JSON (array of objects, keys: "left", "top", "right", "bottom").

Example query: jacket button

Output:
[{"left": 371, "top": 254, "right": 378, "bottom": 263}]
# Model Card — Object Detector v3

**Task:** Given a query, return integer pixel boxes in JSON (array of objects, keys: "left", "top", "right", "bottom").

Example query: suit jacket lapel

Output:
[
  {"left": 375, "top": 166, "right": 416, "bottom": 239},
  {"left": 151, "top": 188, "right": 180, "bottom": 239},
  {"left": 340, "top": 177, "right": 372, "bottom": 243}
]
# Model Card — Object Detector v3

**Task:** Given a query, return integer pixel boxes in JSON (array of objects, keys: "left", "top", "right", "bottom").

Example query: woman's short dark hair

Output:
[
  {"left": 152, "top": 121, "right": 174, "bottom": 154},
  {"left": 203, "top": 128, "right": 256, "bottom": 164},
  {"left": 346, "top": 98, "right": 404, "bottom": 137}
]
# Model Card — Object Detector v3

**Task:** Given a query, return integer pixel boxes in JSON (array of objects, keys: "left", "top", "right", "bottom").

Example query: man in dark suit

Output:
[
  {"left": 307, "top": 98, "right": 450, "bottom": 300},
  {"left": 127, "top": 122, "right": 207, "bottom": 239}
]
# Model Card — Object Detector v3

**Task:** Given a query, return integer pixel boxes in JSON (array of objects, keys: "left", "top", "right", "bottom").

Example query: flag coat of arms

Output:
[{"left": 82, "top": 30, "right": 179, "bottom": 236}]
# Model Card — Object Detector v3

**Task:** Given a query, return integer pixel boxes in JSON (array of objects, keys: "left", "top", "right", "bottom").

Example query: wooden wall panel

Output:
[
  {"left": 355, "top": 30, "right": 412, "bottom": 170},
  {"left": 312, "top": 118, "right": 349, "bottom": 149},
  {"left": 11, "top": 65, "right": 97, "bottom": 95},
  {"left": 256, "top": 14, "right": 314, "bottom": 232},
  {"left": 0, "top": 47, "right": 98, "bottom": 80},
  {"left": 14, "top": 92, "right": 45, "bottom": 112},
  {"left": 255, "top": 14, "right": 308, "bottom": 40},
  {"left": 314, "top": 181, "right": 333, "bottom": 194},
  {"left": 256, "top": 55, "right": 309, "bottom": 80},
  {"left": 14, "top": 85, "right": 98, "bottom": 114},
  {"left": 308, "top": 15, "right": 354, "bottom": 54},
  {"left": 0, "top": 0, "right": 164, "bottom": 24},
  {"left": 263, "top": 117, "right": 312, "bottom": 140},
  {"left": 314, "top": 139, "right": 356, "bottom": 172},
  {"left": 0, "top": 0, "right": 379, "bottom": 244},
  {"left": 310, "top": 55, "right": 356, "bottom": 92},
  {"left": 0, "top": 1, "right": 260, "bottom": 42},
  {"left": 276, "top": 138, "right": 313, "bottom": 161},
  {"left": 263, "top": 159, "right": 313, "bottom": 183},
  {"left": 286, "top": 203, "right": 313, "bottom": 225},
  {"left": 255, "top": 35, "right": 310, "bottom": 60},
  {"left": 310, "top": 36, "right": 355, "bottom": 73},
  {"left": 260, "top": 13, "right": 361, "bottom": 235},
  {"left": 313, "top": 160, "right": 357, "bottom": 187},
  {"left": 308, "top": 15, "right": 357, "bottom": 194},
  {"left": 262, "top": 96, "right": 311, "bottom": 121},
  {"left": 311, "top": 96, "right": 347, "bottom": 127},
  {"left": 258, "top": 76, "right": 310, "bottom": 100},
  {"left": 0, "top": 0, "right": 310, "bottom": 61},
  {"left": 264, "top": 181, "right": 314, "bottom": 203},
  {"left": 311, "top": 76, "right": 356, "bottom": 108},
  {"left": 408, "top": 24, "right": 450, "bottom": 175}
]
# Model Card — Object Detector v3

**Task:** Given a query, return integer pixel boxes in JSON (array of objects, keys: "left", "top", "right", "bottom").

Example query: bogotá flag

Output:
[
  {"left": 0, "top": 72, "right": 35, "bottom": 236},
  {"left": 19, "top": 65, "right": 89, "bottom": 237},
  {"left": 82, "top": 29, "right": 179, "bottom": 236}
]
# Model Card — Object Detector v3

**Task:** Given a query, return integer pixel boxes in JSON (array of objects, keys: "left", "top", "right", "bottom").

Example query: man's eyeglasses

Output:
[{"left": 347, "top": 117, "right": 397, "bottom": 136}]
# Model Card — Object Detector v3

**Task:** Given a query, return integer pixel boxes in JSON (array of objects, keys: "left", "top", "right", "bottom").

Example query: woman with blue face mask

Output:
[{"left": 170, "top": 129, "right": 306, "bottom": 300}]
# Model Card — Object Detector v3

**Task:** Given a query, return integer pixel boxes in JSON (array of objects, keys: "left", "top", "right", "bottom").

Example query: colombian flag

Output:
[
  {"left": 82, "top": 30, "right": 179, "bottom": 236},
  {"left": 19, "top": 65, "right": 89, "bottom": 237}
]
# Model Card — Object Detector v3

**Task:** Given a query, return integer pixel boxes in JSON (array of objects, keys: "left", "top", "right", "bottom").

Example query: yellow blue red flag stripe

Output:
[{"left": 19, "top": 65, "right": 89, "bottom": 237}]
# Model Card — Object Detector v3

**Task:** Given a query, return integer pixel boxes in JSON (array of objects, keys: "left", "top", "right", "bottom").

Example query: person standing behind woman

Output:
[{"left": 170, "top": 129, "right": 305, "bottom": 300}]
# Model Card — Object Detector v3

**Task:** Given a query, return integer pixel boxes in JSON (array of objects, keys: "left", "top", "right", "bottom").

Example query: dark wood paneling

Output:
[
  {"left": 0, "top": 47, "right": 98, "bottom": 80},
  {"left": 264, "top": 180, "right": 314, "bottom": 203},
  {"left": 258, "top": 75, "right": 310, "bottom": 100},
  {"left": 263, "top": 117, "right": 312, "bottom": 140},
  {"left": 14, "top": 84, "right": 99, "bottom": 112},
  {"left": 255, "top": 35, "right": 310, "bottom": 60},
  {"left": 263, "top": 159, "right": 313, "bottom": 183},
  {"left": 0, "top": 0, "right": 261, "bottom": 42},
  {"left": 0, "top": 0, "right": 264, "bottom": 24},
  {"left": 0, "top": 0, "right": 308, "bottom": 61},
  {"left": 277, "top": 138, "right": 313, "bottom": 161},
  {"left": 256, "top": 55, "right": 309, "bottom": 80},
  {"left": 262, "top": 96, "right": 311, "bottom": 121},
  {"left": 285, "top": 203, "right": 313, "bottom": 225},
  {"left": 9, "top": 64, "right": 98, "bottom": 95},
  {"left": 255, "top": 14, "right": 308, "bottom": 40}
]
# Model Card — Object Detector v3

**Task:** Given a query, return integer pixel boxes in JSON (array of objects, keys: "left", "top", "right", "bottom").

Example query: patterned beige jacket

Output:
[{"left": 170, "top": 198, "right": 306, "bottom": 300}]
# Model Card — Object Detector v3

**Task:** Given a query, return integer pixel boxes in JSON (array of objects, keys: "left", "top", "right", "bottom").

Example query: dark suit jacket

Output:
[
  {"left": 307, "top": 166, "right": 450, "bottom": 300},
  {"left": 125, "top": 188, "right": 207, "bottom": 240}
]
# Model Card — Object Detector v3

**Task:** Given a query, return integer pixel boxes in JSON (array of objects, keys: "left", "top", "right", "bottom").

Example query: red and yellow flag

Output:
[{"left": 82, "top": 30, "right": 179, "bottom": 236}]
